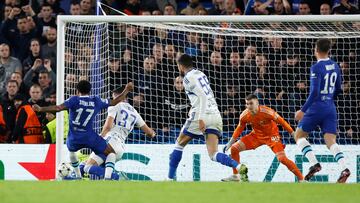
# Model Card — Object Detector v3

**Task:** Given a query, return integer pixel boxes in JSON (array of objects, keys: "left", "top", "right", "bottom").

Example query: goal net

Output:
[{"left": 57, "top": 15, "right": 360, "bottom": 182}]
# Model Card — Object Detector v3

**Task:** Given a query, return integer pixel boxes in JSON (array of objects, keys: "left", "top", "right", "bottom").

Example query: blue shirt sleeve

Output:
[
  {"left": 64, "top": 96, "right": 77, "bottom": 109},
  {"left": 96, "top": 97, "right": 110, "bottom": 110},
  {"left": 333, "top": 66, "right": 343, "bottom": 99},
  {"left": 244, "top": 0, "right": 255, "bottom": 15},
  {"left": 301, "top": 65, "right": 321, "bottom": 112}
]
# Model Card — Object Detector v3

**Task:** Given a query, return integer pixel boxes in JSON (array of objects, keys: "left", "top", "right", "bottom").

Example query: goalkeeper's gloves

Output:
[
  {"left": 290, "top": 131, "right": 295, "bottom": 137},
  {"left": 223, "top": 137, "right": 235, "bottom": 153}
]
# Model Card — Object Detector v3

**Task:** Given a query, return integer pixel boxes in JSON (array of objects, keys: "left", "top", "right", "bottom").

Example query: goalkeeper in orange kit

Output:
[{"left": 222, "top": 94, "right": 304, "bottom": 182}]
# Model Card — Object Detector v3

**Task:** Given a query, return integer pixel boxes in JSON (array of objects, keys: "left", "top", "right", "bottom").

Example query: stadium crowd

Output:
[{"left": 0, "top": 0, "right": 359, "bottom": 144}]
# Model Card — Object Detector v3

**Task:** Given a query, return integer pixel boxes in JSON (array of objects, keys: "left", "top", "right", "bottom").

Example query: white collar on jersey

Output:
[
  {"left": 317, "top": 57, "right": 330, "bottom": 62},
  {"left": 79, "top": 95, "right": 90, "bottom": 98},
  {"left": 184, "top": 68, "right": 196, "bottom": 76}
]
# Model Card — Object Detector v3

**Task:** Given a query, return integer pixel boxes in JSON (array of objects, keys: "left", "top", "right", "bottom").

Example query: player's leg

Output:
[
  {"left": 83, "top": 153, "right": 121, "bottom": 180},
  {"left": 205, "top": 134, "right": 246, "bottom": 178},
  {"left": 66, "top": 138, "right": 82, "bottom": 178},
  {"left": 295, "top": 115, "right": 321, "bottom": 181},
  {"left": 168, "top": 133, "right": 193, "bottom": 180},
  {"left": 270, "top": 140, "right": 304, "bottom": 181},
  {"left": 91, "top": 134, "right": 117, "bottom": 180},
  {"left": 321, "top": 113, "right": 350, "bottom": 183},
  {"left": 221, "top": 140, "right": 247, "bottom": 182}
]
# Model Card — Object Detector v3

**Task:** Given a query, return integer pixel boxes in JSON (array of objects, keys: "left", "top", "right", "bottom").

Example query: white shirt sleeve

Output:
[
  {"left": 134, "top": 109, "right": 146, "bottom": 127},
  {"left": 107, "top": 105, "right": 118, "bottom": 119}
]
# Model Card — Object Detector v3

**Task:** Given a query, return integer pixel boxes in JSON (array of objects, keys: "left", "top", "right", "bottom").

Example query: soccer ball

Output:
[{"left": 57, "top": 162, "right": 72, "bottom": 178}]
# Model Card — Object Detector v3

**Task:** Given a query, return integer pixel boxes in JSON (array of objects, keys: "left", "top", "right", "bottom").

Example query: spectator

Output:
[
  {"left": 10, "top": 71, "right": 27, "bottom": 97},
  {"left": 28, "top": 84, "right": 49, "bottom": 125},
  {"left": 333, "top": 0, "right": 360, "bottom": 14},
  {"left": 241, "top": 45, "right": 256, "bottom": 66},
  {"left": 69, "top": 0, "right": 81, "bottom": 15},
  {"left": 0, "top": 43, "right": 22, "bottom": 95},
  {"left": 271, "top": 0, "right": 292, "bottom": 14},
  {"left": 80, "top": 0, "right": 94, "bottom": 15},
  {"left": 38, "top": 70, "right": 55, "bottom": 98},
  {"left": 289, "top": 80, "right": 308, "bottom": 123},
  {"left": 140, "top": 9, "right": 151, "bottom": 15},
  {"left": 1, "top": 80, "right": 20, "bottom": 142},
  {"left": 185, "top": 32, "right": 200, "bottom": 57},
  {"left": 35, "top": 3, "right": 56, "bottom": 40},
  {"left": 123, "top": 0, "right": 141, "bottom": 15},
  {"left": 1, "top": 14, "right": 37, "bottom": 61},
  {"left": 337, "top": 81, "right": 358, "bottom": 142},
  {"left": 221, "top": 85, "right": 241, "bottom": 132},
  {"left": 23, "top": 58, "right": 56, "bottom": 90},
  {"left": 163, "top": 44, "right": 178, "bottom": 80},
  {"left": 41, "top": 27, "right": 57, "bottom": 71},
  {"left": 298, "top": 1, "right": 311, "bottom": 14},
  {"left": 64, "top": 73, "right": 77, "bottom": 95},
  {"left": 11, "top": 94, "right": 44, "bottom": 144},
  {"left": 222, "top": 0, "right": 242, "bottom": 15},
  {"left": 163, "top": 3, "right": 177, "bottom": 15},
  {"left": 108, "top": 53, "right": 131, "bottom": 90},
  {"left": 162, "top": 76, "right": 189, "bottom": 131},
  {"left": 247, "top": 0, "right": 273, "bottom": 15},
  {"left": 197, "top": 7, "right": 208, "bottom": 15},
  {"left": 263, "top": 36, "right": 286, "bottom": 66},
  {"left": 320, "top": 3, "right": 332, "bottom": 14},
  {"left": 44, "top": 90, "right": 56, "bottom": 105},
  {"left": 152, "top": 43, "right": 164, "bottom": 65},
  {"left": 43, "top": 110, "right": 69, "bottom": 144},
  {"left": 181, "top": 0, "right": 205, "bottom": 15},
  {"left": 23, "top": 38, "right": 42, "bottom": 75},
  {"left": 45, "top": 0, "right": 65, "bottom": 15},
  {"left": 0, "top": 103, "right": 10, "bottom": 143},
  {"left": 152, "top": 10, "right": 162, "bottom": 15},
  {"left": 208, "top": 0, "right": 225, "bottom": 15},
  {"left": 213, "top": 35, "right": 226, "bottom": 53}
]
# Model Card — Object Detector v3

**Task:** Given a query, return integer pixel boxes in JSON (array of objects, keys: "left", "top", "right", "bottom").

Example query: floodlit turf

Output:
[{"left": 1, "top": 181, "right": 359, "bottom": 203}]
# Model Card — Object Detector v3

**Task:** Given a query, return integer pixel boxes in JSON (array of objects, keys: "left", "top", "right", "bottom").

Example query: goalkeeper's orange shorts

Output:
[{"left": 240, "top": 132, "right": 285, "bottom": 154}]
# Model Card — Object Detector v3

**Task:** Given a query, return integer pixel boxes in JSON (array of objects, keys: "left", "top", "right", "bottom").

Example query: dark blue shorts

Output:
[
  {"left": 298, "top": 106, "right": 338, "bottom": 134},
  {"left": 66, "top": 131, "right": 107, "bottom": 154}
]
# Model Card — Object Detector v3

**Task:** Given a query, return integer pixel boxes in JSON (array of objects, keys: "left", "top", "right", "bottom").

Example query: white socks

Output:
[
  {"left": 296, "top": 138, "right": 318, "bottom": 165},
  {"left": 69, "top": 152, "right": 81, "bottom": 178},
  {"left": 104, "top": 153, "right": 116, "bottom": 179},
  {"left": 329, "top": 143, "right": 347, "bottom": 170}
]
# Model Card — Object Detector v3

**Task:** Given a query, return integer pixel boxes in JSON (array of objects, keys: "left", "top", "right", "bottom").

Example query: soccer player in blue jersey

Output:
[
  {"left": 33, "top": 80, "right": 133, "bottom": 179},
  {"left": 293, "top": 38, "right": 350, "bottom": 183}
]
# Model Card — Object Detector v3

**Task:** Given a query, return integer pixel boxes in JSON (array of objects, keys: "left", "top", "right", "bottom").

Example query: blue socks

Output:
[
  {"left": 168, "top": 144, "right": 184, "bottom": 179},
  {"left": 213, "top": 152, "right": 238, "bottom": 168}
]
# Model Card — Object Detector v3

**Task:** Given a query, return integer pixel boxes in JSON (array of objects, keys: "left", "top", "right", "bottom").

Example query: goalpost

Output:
[{"left": 56, "top": 15, "right": 360, "bottom": 182}]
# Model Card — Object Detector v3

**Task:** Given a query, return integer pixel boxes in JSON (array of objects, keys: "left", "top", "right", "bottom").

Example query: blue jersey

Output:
[
  {"left": 301, "top": 58, "right": 342, "bottom": 113},
  {"left": 64, "top": 96, "right": 110, "bottom": 135}
]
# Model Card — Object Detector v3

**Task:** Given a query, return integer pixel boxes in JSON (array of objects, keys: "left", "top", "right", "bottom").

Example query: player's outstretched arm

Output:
[
  {"left": 223, "top": 122, "right": 245, "bottom": 152},
  {"left": 110, "top": 82, "right": 134, "bottom": 106},
  {"left": 101, "top": 116, "right": 114, "bottom": 137},
  {"left": 32, "top": 104, "right": 67, "bottom": 113},
  {"left": 275, "top": 113, "right": 295, "bottom": 135},
  {"left": 140, "top": 124, "right": 156, "bottom": 138}
]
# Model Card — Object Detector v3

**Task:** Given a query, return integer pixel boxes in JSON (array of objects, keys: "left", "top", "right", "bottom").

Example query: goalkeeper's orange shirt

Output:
[{"left": 232, "top": 105, "right": 294, "bottom": 139}]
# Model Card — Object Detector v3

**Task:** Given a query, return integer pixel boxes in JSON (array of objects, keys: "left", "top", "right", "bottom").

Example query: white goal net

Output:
[{"left": 56, "top": 16, "right": 360, "bottom": 182}]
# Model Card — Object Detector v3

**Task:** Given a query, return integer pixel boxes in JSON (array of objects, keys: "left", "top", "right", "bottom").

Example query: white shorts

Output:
[
  {"left": 89, "top": 130, "right": 126, "bottom": 165},
  {"left": 180, "top": 113, "right": 223, "bottom": 138}
]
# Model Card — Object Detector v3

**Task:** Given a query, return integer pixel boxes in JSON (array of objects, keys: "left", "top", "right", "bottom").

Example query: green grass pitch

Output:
[{"left": 1, "top": 181, "right": 359, "bottom": 203}]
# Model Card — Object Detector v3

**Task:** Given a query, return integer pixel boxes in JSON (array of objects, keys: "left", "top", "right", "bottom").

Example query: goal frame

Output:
[{"left": 56, "top": 14, "right": 360, "bottom": 178}]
